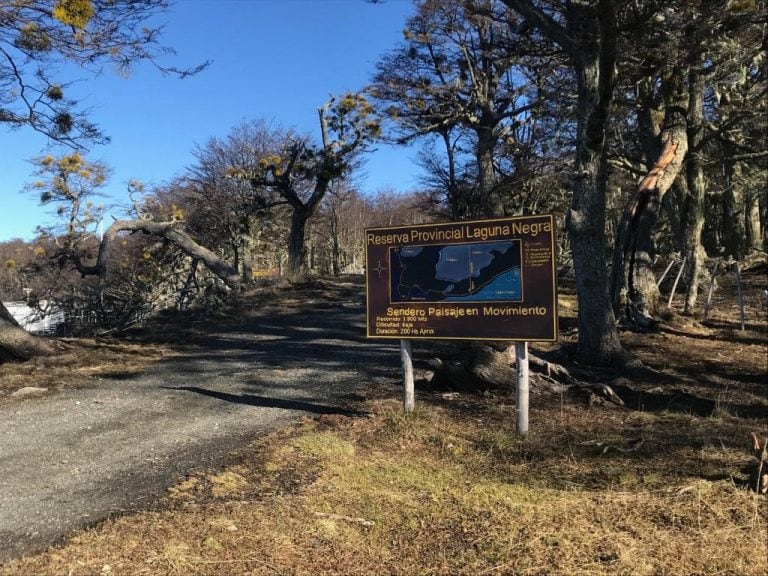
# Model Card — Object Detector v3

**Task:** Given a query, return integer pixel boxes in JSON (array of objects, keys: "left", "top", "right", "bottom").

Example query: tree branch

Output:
[
  {"left": 94, "top": 219, "right": 242, "bottom": 290},
  {"left": 501, "top": 0, "right": 575, "bottom": 53}
]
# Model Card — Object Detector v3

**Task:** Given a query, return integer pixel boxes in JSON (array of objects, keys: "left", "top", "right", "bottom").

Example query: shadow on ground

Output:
[{"left": 163, "top": 385, "right": 366, "bottom": 417}]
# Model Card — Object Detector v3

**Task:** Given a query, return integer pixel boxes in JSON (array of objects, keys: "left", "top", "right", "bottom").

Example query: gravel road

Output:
[{"left": 0, "top": 287, "right": 401, "bottom": 562}]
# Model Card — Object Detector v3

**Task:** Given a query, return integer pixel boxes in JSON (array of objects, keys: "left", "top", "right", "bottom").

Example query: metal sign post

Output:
[
  {"left": 515, "top": 341, "right": 529, "bottom": 436},
  {"left": 400, "top": 339, "right": 415, "bottom": 412}
]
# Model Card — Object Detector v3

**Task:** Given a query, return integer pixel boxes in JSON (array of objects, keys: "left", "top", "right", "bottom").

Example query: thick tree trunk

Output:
[
  {"left": 745, "top": 189, "right": 762, "bottom": 250},
  {"left": 610, "top": 78, "right": 688, "bottom": 321},
  {"left": 664, "top": 179, "right": 688, "bottom": 253},
  {"left": 230, "top": 240, "right": 241, "bottom": 281},
  {"left": 630, "top": 77, "right": 666, "bottom": 316},
  {"left": 682, "top": 161, "right": 706, "bottom": 315},
  {"left": 610, "top": 135, "right": 686, "bottom": 317},
  {"left": 479, "top": 0, "right": 626, "bottom": 364},
  {"left": 239, "top": 220, "right": 255, "bottom": 281},
  {"left": 720, "top": 88, "right": 747, "bottom": 260},
  {"left": 569, "top": 158, "right": 624, "bottom": 364},
  {"left": 627, "top": 211, "right": 660, "bottom": 317},
  {"left": 568, "top": 17, "right": 624, "bottom": 365},
  {"left": 701, "top": 188, "right": 722, "bottom": 255},
  {"left": 718, "top": 78, "right": 750, "bottom": 259},
  {"left": 722, "top": 158, "right": 746, "bottom": 260},
  {"left": 0, "top": 301, "right": 55, "bottom": 362},
  {"left": 430, "top": 344, "right": 518, "bottom": 390},
  {"left": 287, "top": 208, "right": 309, "bottom": 283}
]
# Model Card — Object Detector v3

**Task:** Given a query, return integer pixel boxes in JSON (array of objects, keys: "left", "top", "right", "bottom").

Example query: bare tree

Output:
[
  {"left": 609, "top": 1, "right": 765, "bottom": 320},
  {"left": 372, "top": 0, "right": 535, "bottom": 219},
  {"left": 234, "top": 94, "right": 379, "bottom": 282},
  {"left": 0, "top": 0, "right": 205, "bottom": 361}
]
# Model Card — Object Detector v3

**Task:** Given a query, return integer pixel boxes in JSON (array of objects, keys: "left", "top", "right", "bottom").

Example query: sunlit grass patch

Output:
[
  {"left": 3, "top": 398, "right": 766, "bottom": 576},
  {"left": 209, "top": 469, "right": 249, "bottom": 498},
  {"left": 292, "top": 432, "right": 356, "bottom": 459}
]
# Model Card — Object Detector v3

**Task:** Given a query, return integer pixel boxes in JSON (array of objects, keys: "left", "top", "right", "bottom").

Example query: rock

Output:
[{"left": 10, "top": 386, "right": 49, "bottom": 398}]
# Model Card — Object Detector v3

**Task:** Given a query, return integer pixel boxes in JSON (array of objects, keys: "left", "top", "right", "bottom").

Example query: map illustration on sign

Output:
[{"left": 390, "top": 240, "right": 522, "bottom": 303}]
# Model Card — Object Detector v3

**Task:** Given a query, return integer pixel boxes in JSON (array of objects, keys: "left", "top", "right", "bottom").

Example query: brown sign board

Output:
[{"left": 365, "top": 214, "right": 558, "bottom": 341}]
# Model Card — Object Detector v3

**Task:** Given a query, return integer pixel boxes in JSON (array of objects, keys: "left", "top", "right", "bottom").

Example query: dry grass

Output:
[
  {"left": 3, "top": 390, "right": 766, "bottom": 576},
  {"left": 1, "top": 273, "right": 766, "bottom": 575},
  {"left": 0, "top": 338, "right": 176, "bottom": 399}
]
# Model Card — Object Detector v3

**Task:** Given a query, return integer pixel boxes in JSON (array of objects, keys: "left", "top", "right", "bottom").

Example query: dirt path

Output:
[{"left": 0, "top": 287, "right": 400, "bottom": 562}]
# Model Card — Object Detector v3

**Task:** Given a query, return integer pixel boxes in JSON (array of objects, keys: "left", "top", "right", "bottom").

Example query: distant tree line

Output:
[{"left": 0, "top": 0, "right": 765, "bottom": 366}]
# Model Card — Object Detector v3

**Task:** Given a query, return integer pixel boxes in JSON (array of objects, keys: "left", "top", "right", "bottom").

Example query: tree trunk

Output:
[
  {"left": 330, "top": 206, "right": 341, "bottom": 276},
  {"left": 503, "top": 0, "right": 625, "bottom": 364},
  {"left": 240, "top": 224, "right": 254, "bottom": 282},
  {"left": 701, "top": 187, "right": 722, "bottom": 255},
  {"left": 569, "top": 154, "right": 624, "bottom": 364},
  {"left": 682, "top": 58, "right": 706, "bottom": 315},
  {"left": 722, "top": 157, "right": 746, "bottom": 260},
  {"left": 745, "top": 188, "right": 762, "bottom": 251},
  {"left": 682, "top": 161, "right": 706, "bottom": 315},
  {"left": 231, "top": 239, "right": 241, "bottom": 281},
  {"left": 610, "top": 134, "right": 686, "bottom": 317},
  {"left": 626, "top": 208, "right": 660, "bottom": 317},
  {"left": 610, "top": 70, "right": 689, "bottom": 320},
  {"left": 104, "top": 220, "right": 242, "bottom": 289},
  {"left": 441, "top": 131, "right": 462, "bottom": 220},
  {"left": 287, "top": 208, "right": 309, "bottom": 282},
  {"left": 624, "top": 78, "right": 665, "bottom": 318},
  {"left": 720, "top": 87, "right": 747, "bottom": 260},
  {"left": 0, "top": 301, "right": 55, "bottom": 362},
  {"left": 75, "top": 219, "right": 242, "bottom": 292},
  {"left": 567, "top": 3, "right": 625, "bottom": 366},
  {"left": 719, "top": 77, "right": 749, "bottom": 259},
  {"left": 477, "top": 125, "right": 499, "bottom": 218},
  {"left": 430, "top": 343, "right": 518, "bottom": 390},
  {"left": 499, "top": 0, "right": 625, "bottom": 364},
  {"left": 664, "top": 179, "right": 688, "bottom": 253},
  {"left": 0, "top": 214, "right": 249, "bottom": 363}
]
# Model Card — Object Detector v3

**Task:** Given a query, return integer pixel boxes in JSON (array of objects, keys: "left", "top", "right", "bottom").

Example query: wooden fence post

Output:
[
  {"left": 734, "top": 263, "right": 745, "bottom": 331},
  {"left": 657, "top": 258, "right": 677, "bottom": 287},
  {"left": 668, "top": 257, "right": 687, "bottom": 308},
  {"left": 703, "top": 261, "right": 720, "bottom": 321}
]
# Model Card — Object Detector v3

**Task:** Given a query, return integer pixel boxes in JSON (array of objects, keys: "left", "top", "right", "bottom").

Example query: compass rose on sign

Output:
[{"left": 373, "top": 260, "right": 387, "bottom": 278}]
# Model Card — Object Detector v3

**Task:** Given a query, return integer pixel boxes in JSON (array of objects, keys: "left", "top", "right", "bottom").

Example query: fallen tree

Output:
[
  {"left": 0, "top": 302, "right": 56, "bottom": 362},
  {"left": 89, "top": 218, "right": 243, "bottom": 291}
]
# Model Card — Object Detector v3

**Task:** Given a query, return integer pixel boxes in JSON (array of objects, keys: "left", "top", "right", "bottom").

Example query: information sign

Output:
[{"left": 365, "top": 215, "right": 558, "bottom": 341}]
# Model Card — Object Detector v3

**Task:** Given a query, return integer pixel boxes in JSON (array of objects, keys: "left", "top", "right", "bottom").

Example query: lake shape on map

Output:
[{"left": 391, "top": 240, "right": 522, "bottom": 303}]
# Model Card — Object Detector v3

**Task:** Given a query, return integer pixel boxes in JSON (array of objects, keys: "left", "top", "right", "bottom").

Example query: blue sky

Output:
[{"left": 0, "top": 0, "right": 420, "bottom": 242}]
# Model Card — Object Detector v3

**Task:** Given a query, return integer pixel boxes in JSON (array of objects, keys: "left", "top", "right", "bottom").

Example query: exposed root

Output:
[{"left": 426, "top": 345, "right": 626, "bottom": 407}]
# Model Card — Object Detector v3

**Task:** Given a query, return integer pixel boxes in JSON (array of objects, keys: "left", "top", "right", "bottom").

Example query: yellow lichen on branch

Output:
[{"left": 53, "top": 0, "right": 94, "bottom": 29}]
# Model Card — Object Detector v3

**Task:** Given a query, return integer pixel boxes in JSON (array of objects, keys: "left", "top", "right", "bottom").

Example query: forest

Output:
[{"left": 0, "top": 0, "right": 765, "bottom": 366}]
